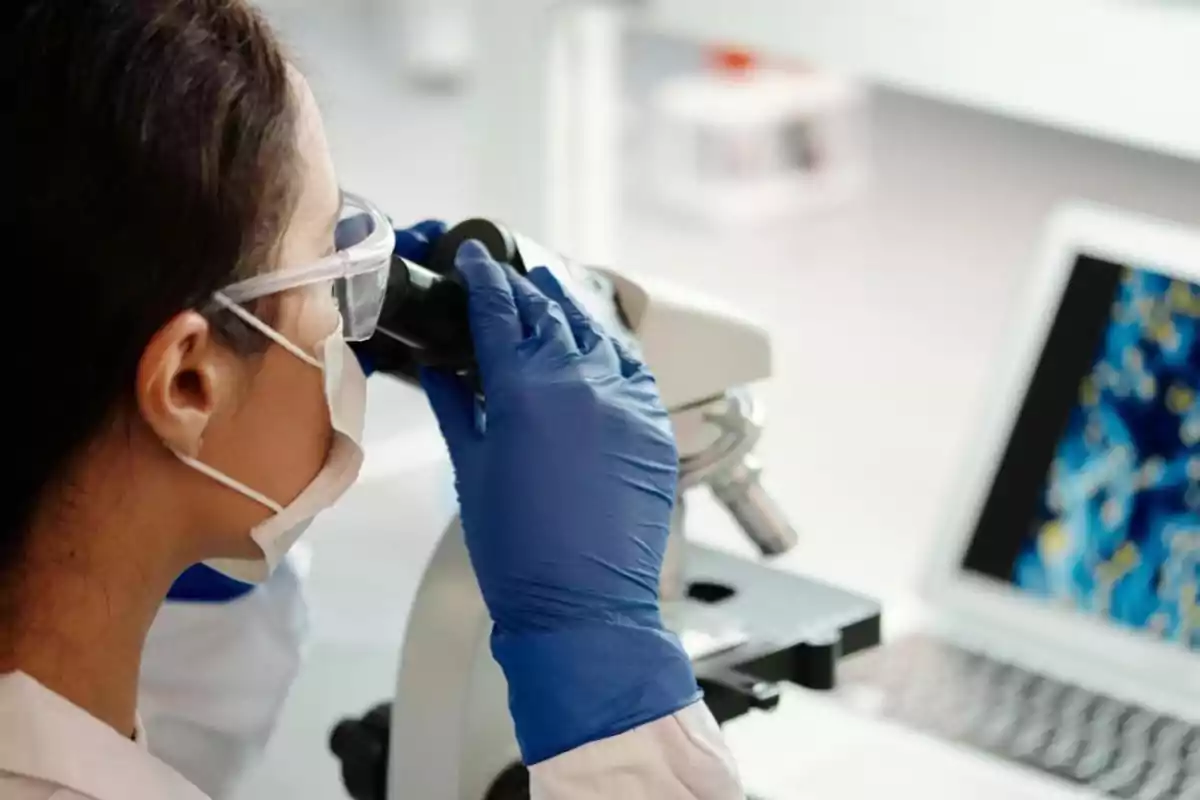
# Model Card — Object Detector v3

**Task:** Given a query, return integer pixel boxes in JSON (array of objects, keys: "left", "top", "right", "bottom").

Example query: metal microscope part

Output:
[
  {"left": 708, "top": 454, "right": 798, "bottom": 557},
  {"left": 675, "top": 389, "right": 800, "bottom": 556},
  {"left": 682, "top": 546, "right": 880, "bottom": 705},
  {"left": 675, "top": 392, "right": 763, "bottom": 491}
]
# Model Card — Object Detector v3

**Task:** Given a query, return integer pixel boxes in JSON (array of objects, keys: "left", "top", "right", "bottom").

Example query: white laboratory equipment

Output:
[{"left": 642, "top": 48, "right": 869, "bottom": 227}]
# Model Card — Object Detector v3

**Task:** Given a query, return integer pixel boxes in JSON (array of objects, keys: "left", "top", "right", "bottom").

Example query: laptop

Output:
[{"left": 738, "top": 203, "right": 1199, "bottom": 800}]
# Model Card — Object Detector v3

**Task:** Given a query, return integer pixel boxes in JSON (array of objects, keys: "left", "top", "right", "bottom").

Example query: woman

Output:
[{"left": 1, "top": 2, "right": 743, "bottom": 799}]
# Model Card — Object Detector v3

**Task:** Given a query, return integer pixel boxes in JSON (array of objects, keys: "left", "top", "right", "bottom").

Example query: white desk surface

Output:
[{"left": 235, "top": 8, "right": 1200, "bottom": 797}]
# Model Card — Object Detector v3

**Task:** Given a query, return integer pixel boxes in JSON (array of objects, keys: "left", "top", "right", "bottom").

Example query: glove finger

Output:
[
  {"left": 419, "top": 367, "right": 479, "bottom": 463},
  {"left": 394, "top": 219, "right": 448, "bottom": 264},
  {"left": 525, "top": 267, "right": 607, "bottom": 356},
  {"left": 504, "top": 264, "right": 578, "bottom": 357},
  {"left": 455, "top": 241, "right": 523, "bottom": 376}
]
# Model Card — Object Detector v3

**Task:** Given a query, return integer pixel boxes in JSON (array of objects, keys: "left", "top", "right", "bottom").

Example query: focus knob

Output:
[{"left": 330, "top": 702, "right": 392, "bottom": 800}]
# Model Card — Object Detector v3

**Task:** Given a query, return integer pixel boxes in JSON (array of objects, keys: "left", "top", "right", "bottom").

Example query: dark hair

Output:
[{"left": 5, "top": 1, "right": 299, "bottom": 572}]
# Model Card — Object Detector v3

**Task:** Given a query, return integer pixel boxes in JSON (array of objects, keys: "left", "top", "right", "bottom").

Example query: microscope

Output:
[{"left": 330, "top": 221, "right": 882, "bottom": 799}]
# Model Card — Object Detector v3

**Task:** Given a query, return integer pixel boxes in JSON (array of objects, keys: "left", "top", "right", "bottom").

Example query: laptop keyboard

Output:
[{"left": 837, "top": 634, "right": 1199, "bottom": 799}]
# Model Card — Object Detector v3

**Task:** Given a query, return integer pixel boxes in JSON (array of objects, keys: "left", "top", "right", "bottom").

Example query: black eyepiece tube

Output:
[
  {"left": 374, "top": 256, "right": 474, "bottom": 371},
  {"left": 353, "top": 219, "right": 520, "bottom": 382},
  {"left": 353, "top": 217, "right": 625, "bottom": 385}
]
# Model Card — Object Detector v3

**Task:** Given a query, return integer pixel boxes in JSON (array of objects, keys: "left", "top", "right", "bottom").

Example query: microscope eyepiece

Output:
[
  {"left": 355, "top": 217, "right": 630, "bottom": 386},
  {"left": 375, "top": 255, "right": 474, "bottom": 371},
  {"left": 428, "top": 218, "right": 522, "bottom": 273},
  {"left": 357, "top": 218, "right": 521, "bottom": 381}
]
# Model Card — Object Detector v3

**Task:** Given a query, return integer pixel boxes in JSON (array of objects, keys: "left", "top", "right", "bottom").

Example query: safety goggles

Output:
[{"left": 220, "top": 191, "right": 395, "bottom": 341}]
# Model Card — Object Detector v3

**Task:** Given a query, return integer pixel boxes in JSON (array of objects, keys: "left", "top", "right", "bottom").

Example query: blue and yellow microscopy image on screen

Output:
[{"left": 1012, "top": 268, "right": 1199, "bottom": 649}]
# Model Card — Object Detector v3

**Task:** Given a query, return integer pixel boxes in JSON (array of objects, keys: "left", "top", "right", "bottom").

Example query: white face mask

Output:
[{"left": 174, "top": 293, "right": 367, "bottom": 583}]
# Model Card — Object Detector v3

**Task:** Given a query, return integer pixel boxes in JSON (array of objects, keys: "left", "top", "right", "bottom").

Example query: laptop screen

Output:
[{"left": 961, "top": 254, "right": 1198, "bottom": 652}]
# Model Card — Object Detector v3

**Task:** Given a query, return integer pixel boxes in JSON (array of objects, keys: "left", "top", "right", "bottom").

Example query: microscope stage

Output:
[{"left": 668, "top": 543, "right": 883, "bottom": 723}]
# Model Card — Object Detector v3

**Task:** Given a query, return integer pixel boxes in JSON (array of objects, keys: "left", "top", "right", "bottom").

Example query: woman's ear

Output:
[{"left": 136, "top": 310, "right": 232, "bottom": 457}]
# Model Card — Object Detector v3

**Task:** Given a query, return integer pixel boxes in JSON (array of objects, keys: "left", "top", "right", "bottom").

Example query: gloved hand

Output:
[
  {"left": 421, "top": 242, "right": 700, "bottom": 765},
  {"left": 168, "top": 219, "right": 447, "bottom": 602},
  {"left": 391, "top": 218, "right": 447, "bottom": 265}
]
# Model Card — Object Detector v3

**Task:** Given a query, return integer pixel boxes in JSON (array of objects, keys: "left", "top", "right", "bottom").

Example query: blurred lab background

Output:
[{"left": 235, "top": 1, "right": 1199, "bottom": 797}]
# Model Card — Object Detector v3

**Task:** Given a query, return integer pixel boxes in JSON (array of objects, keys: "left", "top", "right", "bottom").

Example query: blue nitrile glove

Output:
[
  {"left": 168, "top": 219, "right": 447, "bottom": 603},
  {"left": 420, "top": 241, "right": 700, "bottom": 765}
]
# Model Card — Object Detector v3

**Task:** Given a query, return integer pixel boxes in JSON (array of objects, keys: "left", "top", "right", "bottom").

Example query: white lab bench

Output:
[{"left": 238, "top": 3, "right": 1200, "bottom": 797}]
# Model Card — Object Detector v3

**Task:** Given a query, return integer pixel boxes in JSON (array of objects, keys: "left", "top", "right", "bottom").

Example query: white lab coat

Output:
[{"left": 1, "top": 555, "right": 744, "bottom": 799}]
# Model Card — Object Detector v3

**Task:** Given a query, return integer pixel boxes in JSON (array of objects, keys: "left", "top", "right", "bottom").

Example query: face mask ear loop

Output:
[
  {"left": 174, "top": 452, "right": 286, "bottom": 514},
  {"left": 211, "top": 292, "right": 322, "bottom": 368}
]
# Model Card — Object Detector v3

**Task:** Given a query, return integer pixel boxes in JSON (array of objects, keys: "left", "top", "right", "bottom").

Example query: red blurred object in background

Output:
[{"left": 708, "top": 47, "right": 757, "bottom": 76}]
